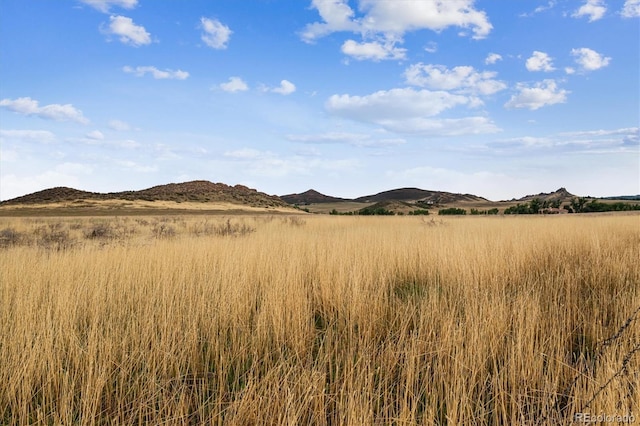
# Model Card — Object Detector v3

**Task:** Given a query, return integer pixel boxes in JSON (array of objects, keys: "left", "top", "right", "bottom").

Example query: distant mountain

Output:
[
  {"left": 279, "top": 187, "right": 488, "bottom": 206},
  {"left": 600, "top": 195, "right": 640, "bottom": 201},
  {"left": 280, "top": 189, "right": 349, "bottom": 205},
  {"left": 1, "top": 180, "right": 289, "bottom": 209},
  {"left": 354, "top": 187, "right": 488, "bottom": 204},
  {"left": 516, "top": 187, "right": 575, "bottom": 202}
]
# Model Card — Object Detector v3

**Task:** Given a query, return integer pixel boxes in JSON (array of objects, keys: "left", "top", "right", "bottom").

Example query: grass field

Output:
[{"left": 1, "top": 214, "right": 638, "bottom": 424}]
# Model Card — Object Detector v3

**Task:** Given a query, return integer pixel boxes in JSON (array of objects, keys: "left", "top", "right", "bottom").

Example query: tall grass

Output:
[{"left": 1, "top": 214, "right": 638, "bottom": 424}]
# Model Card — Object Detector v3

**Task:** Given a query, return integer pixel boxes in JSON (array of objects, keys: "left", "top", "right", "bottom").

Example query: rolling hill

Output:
[
  {"left": 515, "top": 187, "right": 575, "bottom": 202},
  {"left": 281, "top": 187, "right": 487, "bottom": 205},
  {"left": 280, "top": 189, "right": 350, "bottom": 205},
  {"left": 354, "top": 187, "right": 488, "bottom": 204},
  {"left": 0, "top": 180, "right": 290, "bottom": 209}
]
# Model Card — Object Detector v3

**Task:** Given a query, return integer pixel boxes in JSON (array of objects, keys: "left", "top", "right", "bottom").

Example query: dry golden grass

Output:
[{"left": 1, "top": 214, "right": 638, "bottom": 425}]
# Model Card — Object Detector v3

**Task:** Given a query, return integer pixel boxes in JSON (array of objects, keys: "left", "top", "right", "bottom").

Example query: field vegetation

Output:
[{"left": 1, "top": 214, "right": 638, "bottom": 424}]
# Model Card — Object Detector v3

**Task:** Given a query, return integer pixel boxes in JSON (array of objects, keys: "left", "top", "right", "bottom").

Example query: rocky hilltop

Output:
[{"left": 516, "top": 187, "right": 575, "bottom": 202}]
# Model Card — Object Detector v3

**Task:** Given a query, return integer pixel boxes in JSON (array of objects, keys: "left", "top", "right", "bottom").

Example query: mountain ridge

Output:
[{"left": 0, "top": 180, "right": 289, "bottom": 209}]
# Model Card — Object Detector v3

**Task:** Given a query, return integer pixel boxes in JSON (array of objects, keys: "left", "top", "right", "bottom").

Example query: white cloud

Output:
[
  {"left": 79, "top": 0, "right": 137, "bottom": 13},
  {"left": 341, "top": 39, "right": 406, "bottom": 61},
  {"left": 424, "top": 42, "right": 438, "bottom": 53},
  {"left": 621, "top": 0, "right": 640, "bottom": 17},
  {"left": 485, "top": 53, "right": 502, "bottom": 65},
  {"left": 325, "top": 88, "right": 500, "bottom": 135},
  {"left": 301, "top": 0, "right": 492, "bottom": 60},
  {"left": 493, "top": 127, "right": 639, "bottom": 153},
  {"left": 0, "top": 97, "right": 89, "bottom": 124},
  {"left": 270, "top": 80, "right": 297, "bottom": 95},
  {"left": 123, "top": 65, "right": 189, "bottom": 80},
  {"left": 573, "top": 0, "right": 607, "bottom": 21},
  {"left": 404, "top": 64, "right": 507, "bottom": 95},
  {"left": 287, "top": 132, "right": 406, "bottom": 147},
  {"left": 505, "top": 80, "right": 569, "bottom": 110},
  {"left": 565, "top": 67, "right": 576, "bottom": 75},
  {"left": 114, "top": 160, "right": 157, "bottom": 172},
  {"left": 0, "top": 129, "right": 56, "bottom": 143},
  {"left": 357, "top": 0, "right": 492, "bottom": 39},
  {"left": 108, "top": 119, "right": 131, "bottom": 131},
  {"left": 300, "top": 0, "right": 359, "bottom": 41},
  {"left": 86, "top": 130, "right": 105, "bottom": 140},
  {"left": 379, "top": 116, "right": 501, "bottom": 136},
  {"left": 104, "top": 15, "right": 151, "bottom": 46},
  {"left": 327, "top": 88, "right": 469, "bottom": 121},
  {"left": 520, "top": 1, "right": 557, "bottom": 17},
  {"left": 219, "top": 77, "right": 249, "bottom": 93},
  {"left": 571, "top": 47, "right": 611, "bottom": 72},
  {"left": 525, "top": 51, "right": 555, "bottom": 72},
  {"left": 559, "top": 127, "right": 639, "bottom": 138},
  {"left": 200, "top": 17, "right": 231, "bottom": 49}
]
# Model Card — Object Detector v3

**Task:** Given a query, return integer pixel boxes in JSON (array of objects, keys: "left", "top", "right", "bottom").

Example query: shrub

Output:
[
  {"left": 152, "top": 223, "right": 176, "bottom": 239},
  {"left": 212, "top": 219, "right": 255, "bottom": 237},
  {"left": 84, "top": 223, "right": 114, "bottom": 240},
  {"left": 34, "top": 223, "right": 75, "bottom": 250},
  {"left": 0, "top": 228, "right": 23, "bottom": 248},
  {"left": 438, "top": 208, "right": 467, "bottom": 215},
  {"left": 359, "top": 207, "right": 395, "bottom": 215}
]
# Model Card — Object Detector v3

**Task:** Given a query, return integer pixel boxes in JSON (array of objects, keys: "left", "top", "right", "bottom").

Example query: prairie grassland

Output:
[{"left": 0, "top": 214, "right": 639, "bottom": 425}]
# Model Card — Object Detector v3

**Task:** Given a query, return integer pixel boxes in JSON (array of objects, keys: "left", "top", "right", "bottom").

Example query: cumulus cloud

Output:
[
  {"left": 571, "top": 47, "right": 611, "bottom": 72},
  {"left": 0, "top": 97, "right": 89, "bottom": 124},
  {"left": 341, "top": 39, "right": 406, "bottom": 61},
  {"left": 0, "top": 129, "right": 56, "bottom": 143},
  {"left": 573, "top": 0, "right": 607, "bottom": 21},
  {"left": 104, "top": 15, "right": 151, "bottom": 46},
  {"left": 269, "top": 80, "right": 297, "bottom": 95},
  {"left": 357, "top": 0, "right": 492, "bottom": 39},
  {"left": 123, "top": 65, "right": 189, "bottom": 80},
  {"left": 621, "top": 0, "right": 640, "bottom": 17},
  {"left": 301, "top": 0, "right": 492, "bottom": 60},
  {"left": 525, "top": 51, "right": 555, "bottom": 72},
  {"left": 300, "top": 0, "right": 359, "bottom": 41},
  {"left": 505, "top": 80, "right": 569, "bottom": 110},
  {"left": 485, "top": 53, "right": 502, "bottom": 65},
  {"left": 200, "top": 17, "right": 231, "bottom": 49},
  {"left": 79, "top": 0, "right": 137, "bottom": 13},
  {"left": 404, "top": 64, "right": 507, "bottom": 95},
  {"left": 219, "top": 77, "right": 249, "bottom": 93}
]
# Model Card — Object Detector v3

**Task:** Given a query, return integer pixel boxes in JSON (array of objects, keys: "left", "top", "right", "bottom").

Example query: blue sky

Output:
[{"left": 1, "top": 0, "right": 638, "bottom": 201}]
